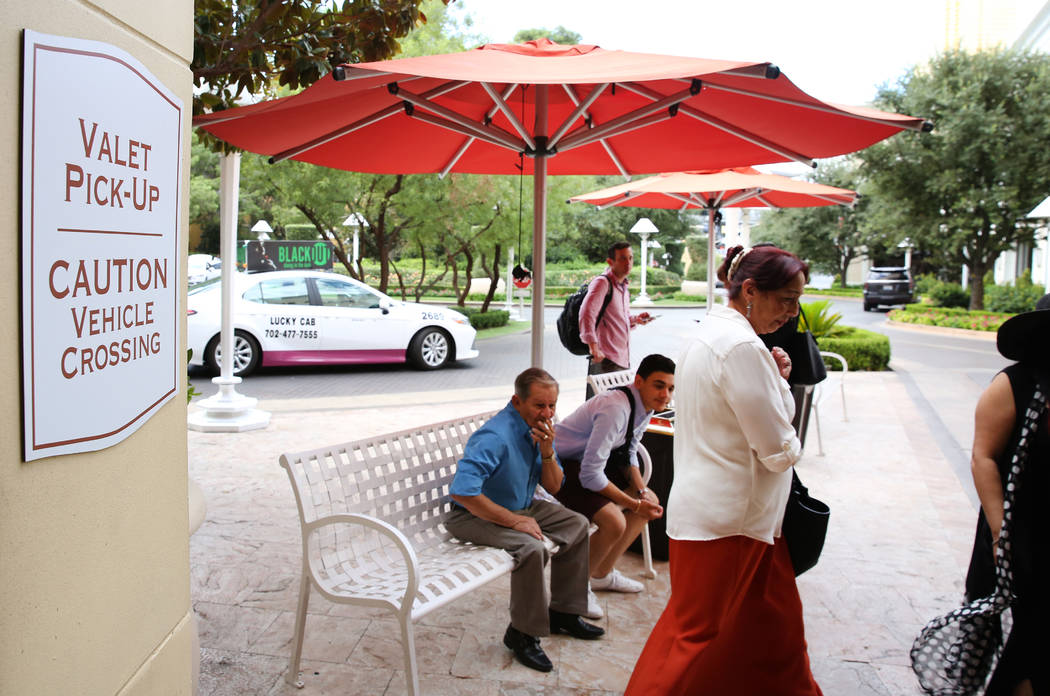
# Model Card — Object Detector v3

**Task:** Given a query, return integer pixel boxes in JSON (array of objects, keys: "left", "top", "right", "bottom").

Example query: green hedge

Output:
[
  {"left": 455, "top": 306, "right": 510, "bottom": 329},
  {"left": 543, "top": 266, "right": 682, "bottom": 287},
  {"left": 542, "top": 284, "right": 682, "bottom": 300},
  {"left": 806, "top": 286, "right": 863, "bottom": 298},
  {"left": 985, "top": 272, "right": 1045, "bottom": 313},
  {"left": 889, "top": 305, "right": 1011, "bottom": 332},
  {"left": 817, "top": 327, "right": 890, "bottom": 371},
  {"left": 925, "top": 281, "right": 969, "bottom": 308}
]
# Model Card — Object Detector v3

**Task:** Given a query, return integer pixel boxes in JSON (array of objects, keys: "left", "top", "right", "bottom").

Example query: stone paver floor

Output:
[{"left": 189, "top": 371, "right": 977, "bottom": 695}]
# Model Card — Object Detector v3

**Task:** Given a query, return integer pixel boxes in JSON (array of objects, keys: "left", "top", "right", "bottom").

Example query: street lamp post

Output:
[
  {"left": 251, "top": 219, "right": 272, "bottom": 242},
  {"left": 342, "top": 213, "right": 368, "bottom": 268},
  {"left": 630, "top": 217, "right": 658, "bottom": 306}
]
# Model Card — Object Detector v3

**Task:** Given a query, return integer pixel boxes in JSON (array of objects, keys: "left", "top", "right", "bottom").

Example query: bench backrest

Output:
[
  {"left": 586, "top": 368, "right": 633, "bottom": 394},
  {"left": 280, "top": 410, "right": 498, "bottom": 554}
]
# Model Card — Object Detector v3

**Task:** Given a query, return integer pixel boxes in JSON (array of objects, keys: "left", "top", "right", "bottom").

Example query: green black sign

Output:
[{"left": 240, "top": 240, "right": 334, "bottom": 272}]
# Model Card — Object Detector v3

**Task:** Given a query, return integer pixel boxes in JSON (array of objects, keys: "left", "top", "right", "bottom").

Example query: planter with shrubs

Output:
[{"left": 454, "top": 306, "right": 511, "bottom": 330}]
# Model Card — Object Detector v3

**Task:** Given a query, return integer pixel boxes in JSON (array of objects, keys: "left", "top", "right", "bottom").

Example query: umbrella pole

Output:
[
  {"left": 707, "top": 207, "right": 716, "bottom": 311},
  {"left": 530, "top": 86, "right": 549, "bottom": 368},
  {"left": 188, "top": 151, "right": 270, "bottom": 432}
]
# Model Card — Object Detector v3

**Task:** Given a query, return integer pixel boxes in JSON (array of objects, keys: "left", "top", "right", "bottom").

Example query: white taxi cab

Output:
[{"left": 187, "top": 270, "right": 479, "bottom": 376}]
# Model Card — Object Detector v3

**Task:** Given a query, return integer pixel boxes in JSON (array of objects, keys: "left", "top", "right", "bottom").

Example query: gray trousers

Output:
[{"left": 444, "top": 499, "right": 590, "bottom": 637}]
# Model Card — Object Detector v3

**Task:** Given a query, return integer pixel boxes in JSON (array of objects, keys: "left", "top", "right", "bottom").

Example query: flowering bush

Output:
[{"left": 889, "top": 306, "right": 1012, "bottom": 332}]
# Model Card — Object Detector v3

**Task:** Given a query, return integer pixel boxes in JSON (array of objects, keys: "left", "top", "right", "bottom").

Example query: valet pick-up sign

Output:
[{"left": 21, "top": 31, "right": 182, "bottom": 460}]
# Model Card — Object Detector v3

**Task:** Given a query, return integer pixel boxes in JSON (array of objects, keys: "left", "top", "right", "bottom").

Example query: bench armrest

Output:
[{"left": 303, "top": 512, "right": 421, "bottom": 611}]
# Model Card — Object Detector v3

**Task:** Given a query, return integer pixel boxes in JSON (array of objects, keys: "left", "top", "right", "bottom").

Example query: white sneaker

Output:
[
  {"left": 582, "top": 587, "right": 604, "bottom": 619},
  {"left": 590, "top": 569, "right": 644, "bottom": 593}
]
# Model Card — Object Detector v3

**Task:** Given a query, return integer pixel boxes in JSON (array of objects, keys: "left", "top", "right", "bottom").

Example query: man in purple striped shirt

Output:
[{"left": 580, "top": 241, "right": 654, "bottom": 398}]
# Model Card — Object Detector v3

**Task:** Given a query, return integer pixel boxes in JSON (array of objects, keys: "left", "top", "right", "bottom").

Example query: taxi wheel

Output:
[
  {"left": 409, "top": 328, "right": 452, "bottom": 370},
  {"left": 205, "top": 330, "right": 261, "bottom": 377}
]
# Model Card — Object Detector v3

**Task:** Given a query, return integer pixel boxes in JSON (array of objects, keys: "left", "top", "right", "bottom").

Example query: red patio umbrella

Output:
[
  {"left": 568, "top": 167, "right": 859, "bottom": 307},
  {"left": 196, "top": 39, "right": 927, "bottom": 366}
]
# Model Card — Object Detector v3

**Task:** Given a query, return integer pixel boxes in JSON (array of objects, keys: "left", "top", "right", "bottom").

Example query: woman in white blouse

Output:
[{"left": 625, "top": 245, "right": 822, "bottom": 696}]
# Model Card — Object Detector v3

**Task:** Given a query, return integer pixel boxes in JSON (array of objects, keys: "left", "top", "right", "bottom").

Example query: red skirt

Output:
[{"left": 625, "top": 536, "right": 823, "bottom": 696}]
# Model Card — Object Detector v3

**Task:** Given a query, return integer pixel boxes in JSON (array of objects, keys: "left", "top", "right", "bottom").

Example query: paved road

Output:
[{"left": 190, "top": 297, "right": 1007, "bottom": 500}]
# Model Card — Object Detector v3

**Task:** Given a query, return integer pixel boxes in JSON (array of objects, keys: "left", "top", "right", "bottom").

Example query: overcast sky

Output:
[{"left": 449, "top": 0, "right": 948, "bottom": 106}]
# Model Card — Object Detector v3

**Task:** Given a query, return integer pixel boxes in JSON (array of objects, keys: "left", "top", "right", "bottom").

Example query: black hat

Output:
[{"left": 996, "top": 293, "right": 1050, "bottom": 363}]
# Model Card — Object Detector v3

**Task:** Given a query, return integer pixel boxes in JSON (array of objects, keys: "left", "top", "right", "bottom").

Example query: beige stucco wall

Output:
[{"left": 0, "top": 1, "right": 194, "bottom": 694}]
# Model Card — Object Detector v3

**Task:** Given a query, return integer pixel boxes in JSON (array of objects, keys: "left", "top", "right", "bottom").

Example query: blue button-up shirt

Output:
[
  {"left": 450, "top": 402, "right": 555, "bottom": 511},
  {"left": 554, "top": 384, "right": 652, "bottom": 492}
]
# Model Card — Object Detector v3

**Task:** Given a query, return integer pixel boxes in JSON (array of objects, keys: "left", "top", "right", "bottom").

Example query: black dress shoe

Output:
[
  {"left": 503, "top": 624, "right": 553, "bottom": 672},
  {"left": 548, "top": 609, "right": 605, "bottom": 640}
]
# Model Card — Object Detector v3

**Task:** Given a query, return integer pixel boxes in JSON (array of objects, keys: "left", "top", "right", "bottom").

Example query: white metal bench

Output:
[
  {"left": 585, "top": 368, "right": 634, "bottom": 395},
  {"left": 279, "top": 410, "right": 512, "bottom": 696}
]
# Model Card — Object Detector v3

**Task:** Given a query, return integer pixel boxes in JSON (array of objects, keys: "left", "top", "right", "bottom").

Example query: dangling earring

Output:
[{"left": 746, "top": 302, "right": 752, "bottom": 318}]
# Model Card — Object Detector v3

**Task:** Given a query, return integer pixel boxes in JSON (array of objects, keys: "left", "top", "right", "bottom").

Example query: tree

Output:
[
  {"left": 860, "top": 49, "right": 1050, "bottom": 309},
  {"left": 513, "top": 27, "right": 582, "bottom": 45},
  {"left": 188, "top": 138, "right": 221, "bottom": 253},
  {"left": 753, "top": 159, "right": 886, "bottom": 287},
  {"left": 192, "top": 0, "right": 447, "bottom": 124}
]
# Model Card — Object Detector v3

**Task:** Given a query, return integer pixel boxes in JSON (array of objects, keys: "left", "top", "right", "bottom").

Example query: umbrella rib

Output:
[
  {"left": 439, "top": 84, "right": 520, "bottom": 179},
  {"left": 561, "top": 84, "right": 630, "bottom": 180},
  {"left": 480, "top": 82, "right": 535, "bottom": 150},
  {"left": 268, "top": 79, "right": 468, "bottom": 163},
  {"left": 396, "top": 85, "right": 525, "bottom": 151},
  {"left": 548, "top": 83, "right": 608, "bottom": 148},
  {"left": 408, "top": 109, "right": 521, "bottom": 152},
  {"left": 684, "top": 107, "right": 815, "bottom": 166},
  {"left": 270, "top": 102, "right": 404, "bottom": 163},
  {"left": 439, "top": 137, "right": 475, "bottom": 179},
  {"left": 619, "top": 82, "right": 816, "bottom": 167},
  {"left": 663, "top": 192, "right": 702, "bottom": 207},
  {"left": 696, "top": 79, "right": 929, "bottom": 132},
  {"left": 811, "top": 192, "right": 856, "bottom": 206},
  {"left": 599, "top": 140, "right": 631, "bottom": 180},
  {"left": 557, "top": 84, "right": 698, "bottom": 151},
  {"left": 753, "top": 193, "right": 779, "bottom": 209},
  {"left": 596, "top": 190, "right": 647, "bottom": 210},
  {"left": 721, "top": 187, "right": 763, "bottom": 206},
  {"left": 688, "top": 193, "right": 709, "bottom": 208}
]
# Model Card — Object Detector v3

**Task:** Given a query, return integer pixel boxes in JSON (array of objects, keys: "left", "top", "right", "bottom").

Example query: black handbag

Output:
[
  {"left": 781, "top": 469, "right": 830, "bottom": 576},
  {"left": 910, "top": 381, "right": 1047, "bottom": 696},
  {"left": 786, "top": 308, "right": 827, "bottom": 386}
]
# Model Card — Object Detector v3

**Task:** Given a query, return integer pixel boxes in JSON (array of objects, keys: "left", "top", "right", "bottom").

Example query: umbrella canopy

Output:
[
  {"left": 195, "top": 38, "right": 927, "bottom": 366},
  {"left": 569, "top": 167, "right": 860, "bottom": 308}
]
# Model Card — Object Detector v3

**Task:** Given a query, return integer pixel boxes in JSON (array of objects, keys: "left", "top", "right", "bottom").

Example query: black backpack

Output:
[{"left": 557, "top": 276, "right": 614, "bottom": 356}]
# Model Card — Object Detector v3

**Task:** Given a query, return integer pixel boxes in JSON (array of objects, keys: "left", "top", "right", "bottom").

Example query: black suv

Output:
[{"left": 863, "top": 267, "right": 913, "bottom": 311}]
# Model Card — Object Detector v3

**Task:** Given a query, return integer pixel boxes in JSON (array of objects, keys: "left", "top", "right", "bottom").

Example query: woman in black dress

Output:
[{"left": 968, "top": 293, "right": 1050, "bottom": 696}]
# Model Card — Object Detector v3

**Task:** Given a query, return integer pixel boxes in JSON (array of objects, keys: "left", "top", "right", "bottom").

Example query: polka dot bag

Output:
[{"left": 910, "top": 384, "right": 1046, "bottom": 695}]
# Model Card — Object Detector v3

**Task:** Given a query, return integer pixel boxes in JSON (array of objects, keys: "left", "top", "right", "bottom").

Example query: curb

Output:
[{"left": 885, "top": 318, "right": 998, "bottom": 341}]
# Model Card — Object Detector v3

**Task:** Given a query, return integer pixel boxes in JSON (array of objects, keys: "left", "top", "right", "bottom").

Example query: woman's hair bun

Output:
[{"left": 717, "top": 245, "right": 745, "bottom": 283}]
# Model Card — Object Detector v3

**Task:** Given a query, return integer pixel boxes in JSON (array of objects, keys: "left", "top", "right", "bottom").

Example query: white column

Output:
[{"left": 188, "top": 152, "right": 270, "bottom": 432}]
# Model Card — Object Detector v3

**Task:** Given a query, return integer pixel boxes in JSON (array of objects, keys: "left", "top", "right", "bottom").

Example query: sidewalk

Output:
[{"left": 189, "top": 370, "right": 979, "bottom": 695}]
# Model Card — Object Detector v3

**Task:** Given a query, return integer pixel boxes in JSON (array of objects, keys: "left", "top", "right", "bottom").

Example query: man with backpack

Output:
[
  {"left": 579, "top": 241, "right": 654, "bottom": 398},
  {"left": 553, "top": 354, "right": 674, "bottom": 618}
]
